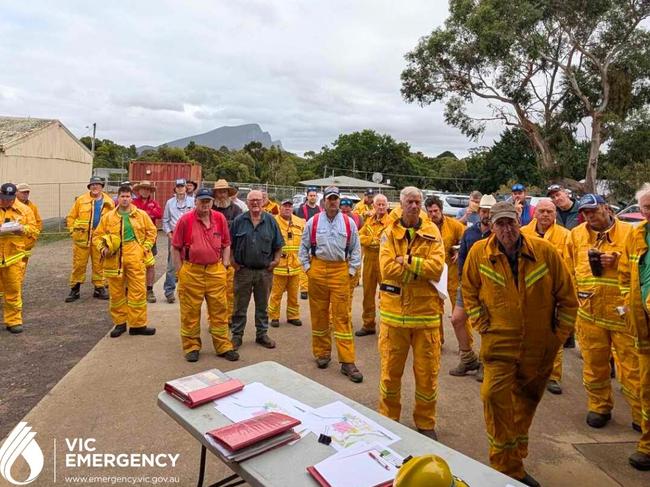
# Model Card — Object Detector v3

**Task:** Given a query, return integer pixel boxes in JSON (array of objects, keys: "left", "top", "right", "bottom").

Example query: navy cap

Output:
[
  {"left": 87, "top": 176, "right": 105, "bottom": 189},
  {"left": 340, "top": 198, "right": 353, "bottom": 206},
  {"left": 511, "top": 183, "right": 525, "bottom": 192},
  {"left": 323, "top": 186, "right": 340, "bottom": 198},
  {"left": 195, "top": 188, "right": 214, "bottom": 200},
  {"left": 0, "top": 183, "right": 18, "bottom": 200},
  {"left": 364, "top": 188, "right": 376, "bottom": 196},
  {"left": 578, "top": 193, "right": 606, "bottom": 211},
  {"left": 281, "top": 198, "right": 293, "bottom": 205},
  {"left": 306, "top": 186, "right": 318, "bottom": 194}
]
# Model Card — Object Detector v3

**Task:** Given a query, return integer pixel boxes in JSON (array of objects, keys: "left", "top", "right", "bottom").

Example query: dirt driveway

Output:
[{"left": 0, "top": 233, "right": 169, "bottom": 439}]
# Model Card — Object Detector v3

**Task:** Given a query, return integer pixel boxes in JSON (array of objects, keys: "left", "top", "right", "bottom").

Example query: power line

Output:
[{"left": 321, "top": 164, "right": 479, "bottom": 181}]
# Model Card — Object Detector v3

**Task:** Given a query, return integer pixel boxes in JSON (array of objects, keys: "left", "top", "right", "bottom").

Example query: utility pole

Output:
[
  {"left": 323, "top": 165, "right": 327, "bottom": 178},
  {"left": 90, "top": 122, "right": 97, "bottom": 157}
]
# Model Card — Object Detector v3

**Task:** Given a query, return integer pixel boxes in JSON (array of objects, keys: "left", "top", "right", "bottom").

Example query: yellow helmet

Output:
[
  {"left": 394, "top": 455, "right": 470, "bottom": 487},
  {"left": 101, "top": 234, "right": 121, "bottom": 255}
]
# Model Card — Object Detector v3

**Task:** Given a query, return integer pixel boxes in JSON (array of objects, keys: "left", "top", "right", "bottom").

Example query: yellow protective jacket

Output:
[
  {"left": 439, "top": 216, "right": 465, "bottom": 294},
  {"left": 0, "top": 200, "right": 39, "bottom": 267},
  {"left": 263, "top": 200, "right": 280, "bottom": 215},
  {"left": 462, "top": 234, "right": 577, "bottom": 350},
  {"left": 273, "top": 214, "right": 304, "bottom": 276},
  {"left": 66, "top": 192, "right": 114, "bottom": 248},
  {"left": 93, "top": 205, "right": 157, "bottom": 277},
  {"left": 567, "top": 219, "right": 632, "bottom": 331},
  {"left": 25, "top": 200, "right": 43, "bottom": 233},
  {"left": 359, "top": 213, "right": 390, "bottom": 252},
  {"left": 619, "top": 222, "right": 650, "bottom": 353},
  {"left": 353, "top": 201, "right": 374, "bottom": 220},
  {"left": 521, "top": 219, "right": 570, "bottom": 261},
  {"left": 379, "top": 218, "right": 445, "bottom": 328}
]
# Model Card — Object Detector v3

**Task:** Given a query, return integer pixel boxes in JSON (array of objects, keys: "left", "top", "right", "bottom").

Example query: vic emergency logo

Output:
[{"left": 0, "top": 422, "right": 44, "bottom": 485}]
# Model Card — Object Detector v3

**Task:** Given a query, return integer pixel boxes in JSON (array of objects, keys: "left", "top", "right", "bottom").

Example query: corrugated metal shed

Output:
[{"left": 129, "top": 161, "right": 202, "bottom": 210}]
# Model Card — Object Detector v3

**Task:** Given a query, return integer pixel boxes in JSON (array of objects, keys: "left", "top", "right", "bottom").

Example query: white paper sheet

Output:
[{"left": 430, "top": 262, "right": 449, "bottom": 301}]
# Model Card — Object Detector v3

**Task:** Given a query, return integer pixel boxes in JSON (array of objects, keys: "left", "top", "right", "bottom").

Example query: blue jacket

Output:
[{"left": 458, "top": 224, "right": 491, "bottom": 280}]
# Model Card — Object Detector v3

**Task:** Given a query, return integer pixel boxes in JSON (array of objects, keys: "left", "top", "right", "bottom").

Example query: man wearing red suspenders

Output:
[{"left": 295, "top": 186, "right": 321, "bottom": 300}]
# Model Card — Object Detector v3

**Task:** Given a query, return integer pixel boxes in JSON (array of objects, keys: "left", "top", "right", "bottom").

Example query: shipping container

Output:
[{"left": 129, "top": 161, "right": 202, "bottom": 212}]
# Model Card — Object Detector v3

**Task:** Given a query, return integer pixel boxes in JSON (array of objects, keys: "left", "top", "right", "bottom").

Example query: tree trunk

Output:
[
  {"left": 584, "top": 113, "right": 602, "bottom": 194},
  {"left": 518, "top": 114, "right": 556, "bottom": 171}
]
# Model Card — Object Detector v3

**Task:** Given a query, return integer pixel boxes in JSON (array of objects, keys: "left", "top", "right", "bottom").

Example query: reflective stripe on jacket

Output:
[
  {"left": 359, "top": 214, "right": 389, "bottom": 252},
  {"left": 0, "top": 200, "right": 39, "bottom": 267},
  {"left": 273, "top": 214, "right": 304, "bottom": 276}
]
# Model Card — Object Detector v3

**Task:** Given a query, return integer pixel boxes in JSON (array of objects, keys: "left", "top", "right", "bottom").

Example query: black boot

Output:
[
  {"left": 110, "top": 324, "right": 127, "bottom": 338},
  {"left": 129, "top": 326, "right": 156, "bottom": 336},
  {"left": 65, "top": 283, "right": 81, "bottom": 302},
  {"left": 93, "top": 286, "right": 109, "bottom": 300}
]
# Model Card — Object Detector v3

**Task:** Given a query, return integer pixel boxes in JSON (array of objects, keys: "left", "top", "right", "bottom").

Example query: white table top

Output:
[{"left": 157, "top": 361, "right": 524, "bottom": 487}]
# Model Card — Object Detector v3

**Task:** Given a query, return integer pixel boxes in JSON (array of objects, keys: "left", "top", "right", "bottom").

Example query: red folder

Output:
[
  {"left": 164, "top": 369, "right": 244, "bottom": 408},
  {"left": 207, "top": 412, "right": 301, "bottom": 451}
]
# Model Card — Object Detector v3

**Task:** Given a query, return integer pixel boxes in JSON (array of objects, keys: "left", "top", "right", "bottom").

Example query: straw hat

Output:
[
  {"left": 213, "top": 179, "right": 236, "bottom": 196},
  {"left": 133, "top": 180, "right": 156, "bottom": 192}
]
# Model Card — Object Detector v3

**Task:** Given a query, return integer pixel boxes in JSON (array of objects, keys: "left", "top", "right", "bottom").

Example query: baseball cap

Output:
[
  {"left": 364, "top": 188, "right": 376, "bottom": 196},
  {"left": 323, "top": 186, "right": 340, "bottom": 199},
  {"left": 16, "top": 183, "right": 31, "bottom": 192},
  {"left": 511, "top": 183, "right": 526, "bottom": 192},
  {"left": 175, "top": 178, "right": 186, "bottom": 187},
  {"left": 490, "top": 201, "right": 518, "bottom": 223},
  {"left": 281, "top": 198, "right": 293, "bottom": 205},
  {"left": 577, "top": 193, "right": 606, "bottom": 211},
  {"left": 195, "top": 188, "right": 214, "bottom": 200},
  {"left": 546, "top": 184, "right": 563, "bottom": 196},
  {"left": 340, "top": 198, "right": 352, "bottom": 206},
  {"left": 306, "top": 186, "right": 318, "bottom": 193},
  {"left": 0, "top": 183, "right": 18, "bottom": 200},
  {"left": 479, "top": 194, "right": 497, "bottom": 208}
]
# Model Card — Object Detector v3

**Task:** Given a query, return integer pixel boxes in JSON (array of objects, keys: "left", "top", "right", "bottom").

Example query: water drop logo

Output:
[{"left": 0, "top": 422, "right": 44, "bottom": 485}]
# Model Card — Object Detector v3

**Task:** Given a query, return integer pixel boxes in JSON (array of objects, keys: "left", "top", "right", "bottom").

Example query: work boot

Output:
[
  {"left": 629, "top": 451, "right": 650, "bottom": 471},
  {"left": 355, "top": 327, "right": 376, "bottom": 337},
  {"left": 340, "top": 363, "right": 363, "bottom": 383},
  {"left": 218, "top": 350, "right": 240, "bottom": 362},
  {"left": 93, "top": 286, "right": 109, "bottom": 300},
  {"left": 288, "top": 319, "right": 302, "bottom": 326},
  {"left": 417, "top": 428, "right": 438, "bottom": 441},
  {"left": 300, "top": 291, "right": 308, "bottom": 300},
  {"left": 255, "top": 334, "right": 276, "bottom": 349},
  {"left": 316, "top": 357, "right": 331, "bottom": 369},
  {"left": 475, "top": 362, "right": 484, "bottom": 382},
  {"left": 270, "top": 320, "right": 280, "bottom": 328},
  {"left": 546, "top": 380, "right": 562, "bottom": 395},
  {"left": 165, "top": 293, "right": 175, "bottom": 304},
  {"left": 632, "top": 422, "right": 641, "bottom": 432},
  {"left": 110, "top": 324, "right": 127, "bottom": 338},
  {"left": 449, "top": 353, "right": 479, "bottom": 376},
  {"left": 129, "top": 326, "right": 156, "bottom": 336},
  {"left": 65, "top": 283, "right": 81, "bottom": 302},
  {"left": 517, "top": 472, "right": 541, "bottom": 487},
  {"left": 7, "top": 325, "right": 23, "bottom": 334},
  {"left": 563, "top": 334, "right": 575, "bottom": 348},
  {"left": 586, "top": 411, "right": 611, "bottom": 428},
  {"left": 185, "top": 350, "right": 199, "bottom": 362},
  {"left": 231, "top": 335, "right": 243, "bottom": 350},
  {"left": 146, "top": 289, "right": 157, "bottom": 303}
]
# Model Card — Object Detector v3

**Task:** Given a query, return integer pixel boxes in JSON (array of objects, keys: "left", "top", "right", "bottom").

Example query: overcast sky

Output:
[{"left": 0, "top": 1, "right": 502, "bottom": 156}]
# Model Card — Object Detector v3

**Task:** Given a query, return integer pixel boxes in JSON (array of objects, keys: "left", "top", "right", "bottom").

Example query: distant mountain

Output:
[{"left": 137, "top": 124, "right": 281, "bottom": 153}]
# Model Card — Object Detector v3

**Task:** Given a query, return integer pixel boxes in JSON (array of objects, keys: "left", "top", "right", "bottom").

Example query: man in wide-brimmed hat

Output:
[
  {"left": 212, "top": 179, "right": 242, "bottom": 323},
  {"left": 133, "top": 180, "right": 162, "bottom": 303}
]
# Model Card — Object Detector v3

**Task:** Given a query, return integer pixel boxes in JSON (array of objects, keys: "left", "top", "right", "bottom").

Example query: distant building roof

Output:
[
  {"left": 298, "top": 175, "right": 393, "bottom": 189},
  {"left": 0, "top": 116, "right": 57, "bottom": 149}
]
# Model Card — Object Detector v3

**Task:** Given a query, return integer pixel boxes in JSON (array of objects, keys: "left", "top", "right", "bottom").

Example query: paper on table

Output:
[
  {"left": 430, "top": 263, "right": 448, "bottom": 301},
  {"left": 213, "top": 382, "right": 317, "bottom": 434},
  {"left": 309, "top": 401, "right": 400, "bottom": 451},
  {"left": 310, "top": 441, "right": 402, "bottom": 487}
]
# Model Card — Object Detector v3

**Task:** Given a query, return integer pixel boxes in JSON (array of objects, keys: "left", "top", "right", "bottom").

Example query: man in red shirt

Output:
[
  {"left": 133, "top": 181, "right": 162, "bottom": 303},
  {"left": 171, "top": 188, "right": 237, "bottom": 363}
]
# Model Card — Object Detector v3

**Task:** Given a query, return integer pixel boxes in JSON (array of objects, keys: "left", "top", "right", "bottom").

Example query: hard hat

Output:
[
  {"left": 394, "top": 455, "right": 469, "bottom": 487},
  {"left": 101, "top": 234, "right": 121, "bottom": 255}
]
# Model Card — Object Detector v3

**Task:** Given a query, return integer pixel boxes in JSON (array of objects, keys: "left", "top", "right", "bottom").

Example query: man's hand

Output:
[
  {"left": 167, "top": 232, "right": 173, "bottom": 239},
  {"left": 100, "top": 247, "right": 109, "bottom": 258},
  {"left": 601, "top": 252, "right": 619, "bottom": 269},
  {"left": 232, "top": 262, "right": 240, "bottom": 271},
  {"left": 514, "top": 200, "right": 523, "bottom": 216},
  {"left": 267, "top": 260, "right": 279, "bottom": 272},
  {"left": 223, "top": 258, "right": 231, "bottom": 268},
  {"left": 395, "top": 256, "right": 405, "bottom": 265},
  {"left": 450, "top": 252, "right": 459, "bottom": 264}
]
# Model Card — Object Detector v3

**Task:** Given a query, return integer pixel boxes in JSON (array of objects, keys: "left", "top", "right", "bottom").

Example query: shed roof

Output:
[
  {"left": 0, "top": 116, "right": 92, "bottom": 156},
  {"left": 298, "top": 174, "right": 393, "bottom": 189}
]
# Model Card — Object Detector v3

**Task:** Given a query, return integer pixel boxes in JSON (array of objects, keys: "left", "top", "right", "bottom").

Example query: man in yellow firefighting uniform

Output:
[
  {"left": 94, "top": 185, "right": 157, "bottom": 338},
  {"left": 463, "top": 201, "right": 577, "bottom": 485},
  {"left": 521, "top": 199, "right": 571, "bottom": 396},
  {"left": 353, "top": 189, "right": 375, "bottom": 220},
  {"left": 66, "top": 176, "right": 114, "bottom": 302},
  {"left": 262, "top": 190, "right": 280, "bottom": 215},
  {"left": 269, "top": 199, "right": 304, "bottom": 328},
  {"left": 0, "top": 183, "right": 39, "bottom": 334},
  {"left": 619, "top": 183, "right": 650, "bottom": 471},
  {"left": 299, "top": 186, "right": 363, "bottom": 382},
  {"left": 378, "top": 187, "right": 445, "bottom": 441},
  {"left": 568, "top": 194, "right": 641, "bottom": 430},
  {"left": 356, "top": 193, "right": 389, "bottom": 336},
  {"left": 15, "top": 183, "right": 42, "bottom": 276},
  {"left": 172, "top": 188, "right": 237, "bottom": 362}
]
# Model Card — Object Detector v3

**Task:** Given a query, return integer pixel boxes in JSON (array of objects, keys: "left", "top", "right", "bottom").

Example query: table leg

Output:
[
  {"left": 197, "top": 445, "right": 207, "bottom": 487},
  {"left": 197, "top": 445, "right": 244, "bottom": 487}
]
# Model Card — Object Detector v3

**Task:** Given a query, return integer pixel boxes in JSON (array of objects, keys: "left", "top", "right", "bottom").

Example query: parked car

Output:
[
  {"left": 617, "top": 204, "right": 644, "bottom": 225},
  {"left": 438, "top": 194, "right": 470, "bottom": 217}
]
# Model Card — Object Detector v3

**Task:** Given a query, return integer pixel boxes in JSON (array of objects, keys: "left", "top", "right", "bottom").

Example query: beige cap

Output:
[
  {"left": 490, "top": 201, "right": 518, "bottom": 222},
  {"left": 479, "top": 194, "right": 497, "bottom": 208},
  {"left": 16, "top": 183, "right": 31, "bottom": 192},
  {"left": 213, "top": 179, "right": 237, "bottom": 196}
]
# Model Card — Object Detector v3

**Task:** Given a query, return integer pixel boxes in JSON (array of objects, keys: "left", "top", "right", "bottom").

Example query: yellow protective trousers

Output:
[
  {"left": 578, "top": 316, "right": 641, "bottom": 422},
  {"left": 550, "top": 348, "right": 563, "bottom": 382},
  {"left": 638, "top": 353, "right": 650, "bottom": 455},
  {"left": 70, "top": 242, "right": 105, "bottom": 287},
  {"left": 308, "top": 258, "right": 355, "bottom": 363},
  {"left": 378, "top": 324, "right": 441, "bottom": 430},
  {"left": 106, "top": 242, "right": 147, "bottom": 329},
  {"left": 0, "top": 262, "right": 25, "bottom": 326},
  {"left": 225, "top": 265, "right": 235, "bottom": 323},
  {"left": 268, "top": 274, "right": 300, "bottom": 321},
  {"left": 299, "top": 268, "right": 308, "bottom": 293},
  {"left": 178, "top": 261, "right": 232, "bottom": 355},
  {"left": 481, "top": 354, "right": 553, "bottom": 479},
  {"left": 361, "top": 250, "right": 380, "bottom": 331}
]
